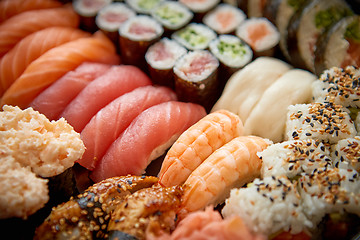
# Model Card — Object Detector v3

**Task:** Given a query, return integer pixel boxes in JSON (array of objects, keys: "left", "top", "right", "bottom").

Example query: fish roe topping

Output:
[
  {"left": 260, "top": 139, "right": 333, "bottom": 179},
  {"left": 312, "top": 66, "right": 360, "bottom": 108},
  {"left": 286, "top": 102, "right": 356, "bottom": 144},
  {"left": 298, "top": 168, "right": 360, "bottom": 225},
  {"left": 332, "top": 136, "right": 360, "bottom": 172}
]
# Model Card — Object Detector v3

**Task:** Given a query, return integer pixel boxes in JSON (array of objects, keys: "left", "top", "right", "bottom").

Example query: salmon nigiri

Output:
[
  {"left": 180, "top": 135, "right": 271, "bottom": 216},
  {"left": 1, "top": 31, "right": 120, "bottom": 109},
  {"left": 79, "top": 86, "right": 178, "bottom": 170},
  {"left": 0, "top": 5, "right": 80, "bottom": 57},
  {"left": 29, "top": 62, "right": 111, "bottom": 121},
  {"left": 90, "top": 101, "right": 207, "bottom": 183},
  {"left": 0, "top": 0, "right": 62, "bottom": 23},
  {"left": 0, "top": 27, "right": 91, "bottom": 96},
  {"left": 158, "top": 110, "right": 244, "bottom": 187},
  {"left": 60, "top": 65, "right": 151, "bottom": 133}
]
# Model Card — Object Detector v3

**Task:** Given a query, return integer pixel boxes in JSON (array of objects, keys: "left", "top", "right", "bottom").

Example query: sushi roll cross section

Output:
[{"left": 125, "top": 0, "right": 165, "bottom": 15}]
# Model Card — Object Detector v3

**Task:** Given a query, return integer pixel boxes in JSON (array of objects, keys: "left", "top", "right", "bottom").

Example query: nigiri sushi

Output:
[
  {"left": 60, "top": 65, "right": 151, "bottom": 133},
  {"left": 180, "top": 135, "right": 271, "bottom": 215},
  {"left": 29, "top": 62, "right": 111, "bottom": 120},
  {"left": 1, "top": 31, "right": 120, "bottom": 109},
  {"left": 90, "top": 101, "right": 207, "bottom": 182},
  {"left": 211, "top": 57, "right": 292, "bottom": 123},
  {"left": 0, "top": 27, "right": 91, "bottom": 96},
  {"left": 0, "top": 5, "right": 80, "bottom": 57},
  {"left": 159, "top": 109, "right": 244, "bottom": 187},
  {"left": 78, "top": 85, "right": 177, "bottom": 170},
  {"left": 0, "top": 0, "right": 62, "bottom": 23},
  {"left": 243, "top": 69, "right": 317, "bottom": 142}
]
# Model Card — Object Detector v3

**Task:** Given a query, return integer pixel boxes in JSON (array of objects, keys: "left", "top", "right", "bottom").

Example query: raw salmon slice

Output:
[
  {"left": 29, "top": 62, "right": 111, "bottom": 120},
  {"left": 79, "top": 85, "right": 177, "bottom": 170},
  {"left": 90, "top": 101, "right": 207, "bottom": 183},
  {"left": 0, "top": 27, "right": 91, "bottom": 96},
  {"left": 60, "top": 65, "right": 151, "bottom": 132},
  {"left": 0, "top": 5, "right": 80, "bottom": 57},
  {"left": 0, "top": 31, "right": 120, "bottom": 109},
  {"left": 0, "top": 0, "right": 62, "bottom": 23}
]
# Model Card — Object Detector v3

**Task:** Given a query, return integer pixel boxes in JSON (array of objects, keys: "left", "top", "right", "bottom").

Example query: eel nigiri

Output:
[
  {"left": 0, "top": 0, "right": 62, "bottom": 23},
  {"left": 60, "top": 65, "right": 151, "bottom": 133},
  {"left": 159, "top": 109, "right": 244, "bottom": 187},
  {"left": 0, "top": 26, "right": 91, "bottom": 96},
  {"left": 90, "top": 101, "right": 207, "bottom": 183},
  {"left": 1, "top": 31, "right": 120, "bottom": 109},
  {"left": 180, "top": 135, "right": 271, "bottom": 215},
  {"left": 78, "top": 85, "right": 177, "bottom": 170},
  {"left": 29, "top": 62, "right": 111, "bottom": 121},
  {"left": 0, "top": 5, "right": 80, "bottom": 57}
]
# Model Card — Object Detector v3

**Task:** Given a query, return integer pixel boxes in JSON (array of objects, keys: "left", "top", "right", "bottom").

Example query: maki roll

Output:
[
  {"left": 331, "top": 136, "right": 360, "bottom": 172},
  {"left": 203, "top": 3, "right": 246, "bottom": 35},
  {"left": 172, "top": 23, "right": 217, "bottom": 51},
  {"left": 173, "top": 50, "right": 219, "bottom": 112},
  {"left": 263, "top": 0, "right": 309, "bottom": 61},
  {"left": 151, "top": 1, "right": 193, "bottom": 36},
  {"left": 209, "top": 34, "right": 253, "bottom": 88},
  {"left": 145, "top": 38, "right": 187, "bottom": 89},
  {"left": 119, "top": 15, "right": 164, "bottom": 72},
  {"left": 73, "top": 0, "right": 112, "bottom": 32},
  {"left": 95, "top": 2, "right": 136, "bottom": 48},
  {"left": 222, "top": 176, "right": 313, "bottom": 238},
  {"left": 259, "top": 139, "right": 332, "bottom": 179},
  {"left": 298, "top": 168, "right": 360, "bottom": 232},
  {"left": 179, "top": 0, "right": 220, "bottom": 22},
  {"left": 125, "top": 0, "right": 165, "bottom": 15},
  {"left": 286, "top": 0, "right": 353, "bottom": 72},
  {"left": 285, "top": 102, "right": 357, "bottom": 144},
  {"left": 236, "top": 17, "right": 280, "bottom": 57},
  {"left": 312, "top": 66, "right": 360, "bottom": 113},
  {"left": 314, "top": 15, "right": 360, "bottom": 75}
]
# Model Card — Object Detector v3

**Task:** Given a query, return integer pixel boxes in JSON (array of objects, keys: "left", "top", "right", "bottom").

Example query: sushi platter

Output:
[{"left": 0, "top": 0, "right": 360, "bottom": 239}]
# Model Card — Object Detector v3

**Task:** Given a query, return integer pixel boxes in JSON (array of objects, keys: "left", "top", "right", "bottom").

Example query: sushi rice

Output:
[
  {"left": 331, "top": 136, "right": 360, "bottom": 172},
  {"left": 172, "top": 23, "right": 217, "bottom": 50},
  {"left": 285, "top": 102, "right": 357, "bottom": 144},
  {"left": 125, "top": 0, "right": 165, "bottom": 15},
  {"left": 222, "top": 176, "right": 313, "bottom": 236},
  {"left": 209, "top": 34, "right": 253, "bottom": 69},
  {"left": 259, "top": 139, "right": 333, "bottom": 179}
]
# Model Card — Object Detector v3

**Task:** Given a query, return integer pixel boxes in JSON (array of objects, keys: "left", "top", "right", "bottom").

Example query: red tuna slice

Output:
[
  {"left": 30, "top": 62, "right": 111, "bottom": 120},
  {"left": 78, "top": 85, "right": 178, "bottom": 170},
  {"left": 60, "top": 65, "right": 152, "bottom": 132},
  {"left": 90, "top": 101, "right": 207, "bottom": 183}
]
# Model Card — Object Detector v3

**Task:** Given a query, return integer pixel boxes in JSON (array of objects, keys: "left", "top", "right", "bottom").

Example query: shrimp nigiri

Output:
[
  {"left": 180, "top": 135, "right": 271, "bottom": 216},
  {"left": 158, "top": 109, "right": 244, "bottom": 187}
]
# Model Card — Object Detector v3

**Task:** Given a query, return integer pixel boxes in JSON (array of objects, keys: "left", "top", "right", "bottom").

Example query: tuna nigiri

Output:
[
  {"left": 0, "top": 27, "right": 91, "bottom": 96},
  {"left": 159, "top": 110, "right": 244, "bottom": 187},
  {"left": 79, "top": 85, "right": 177, "bottom": 170},
  {"left": 180, "top": 135, "right": 271, "bottom": 215},
  {"left": 29, "top": 62, "right": 111, "bottom": 120},
  {"left": 1, "top": 31, "right": 120, "bottom": 109},
  {"left": 0, "top": 5, "right": 80, "bottom": 57},
  {"left": 60, "top": 65, "right": 151, "bottom": 132},
  {"left": 0, "top": 0, "right": 62, "bottom": 23},
  {"left": 90, "top": 101, "right": 207, "bottom": 183}
]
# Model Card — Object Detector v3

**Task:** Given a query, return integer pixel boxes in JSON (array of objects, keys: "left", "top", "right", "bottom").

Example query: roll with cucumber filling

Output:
[
  {"left": 151, "top": 1, "right": 193, "bottom": 34},
  {"left": 125, "top": 0, "right": 165, "bottom": 15},
  {"left": 172, "top": 23, "right": 217, "bottom": 51}
]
